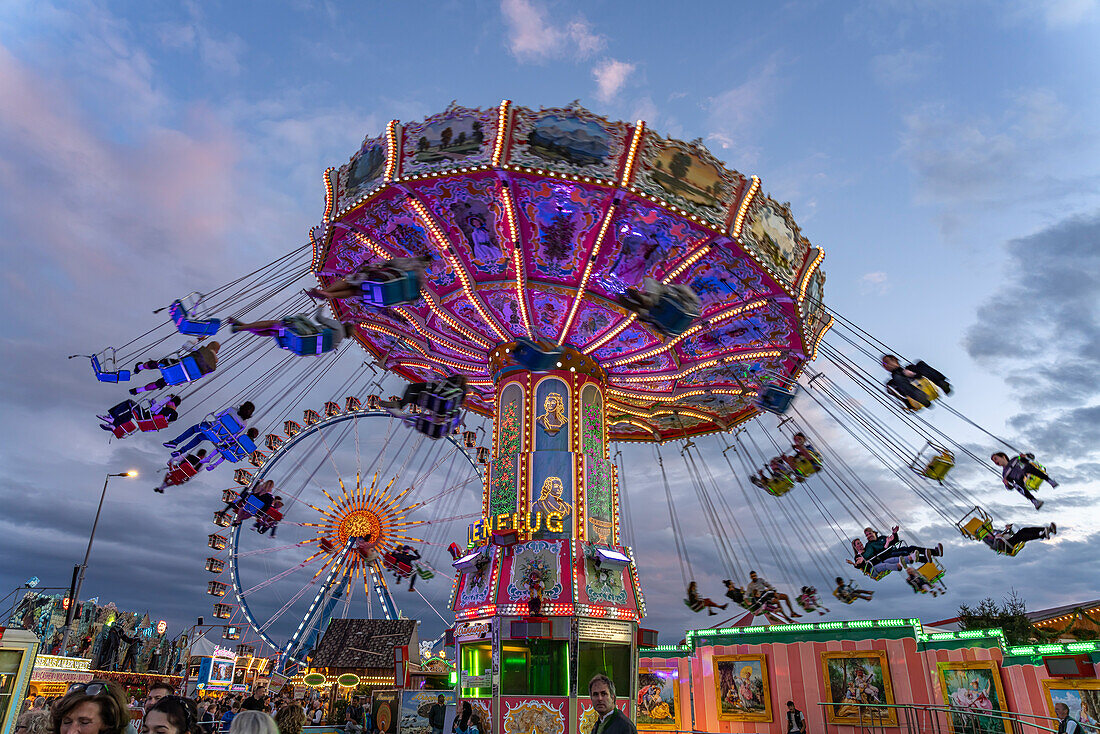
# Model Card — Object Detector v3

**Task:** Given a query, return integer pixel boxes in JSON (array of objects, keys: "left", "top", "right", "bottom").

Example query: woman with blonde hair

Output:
[
  {"left": 227, "top": 712, "right": 278, "bottom": 734},
  {"left": 15, "top": 710, "right": 51, "bottom": 734},
  {"left": 274, "top": 705, "right": 305, "bottom": 734}
]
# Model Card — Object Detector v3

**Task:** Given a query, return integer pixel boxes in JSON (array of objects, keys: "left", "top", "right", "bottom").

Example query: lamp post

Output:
[{"left": 59, "top": 470, "right": 137, "bottom": 656}]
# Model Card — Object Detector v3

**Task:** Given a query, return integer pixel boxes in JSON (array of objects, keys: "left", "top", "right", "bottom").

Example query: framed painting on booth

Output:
[
  {"left": 713, "top": 654, "right": 772, "bottom": 723},
  {"left": 1041, "top": 679, "right": 1100, "bottom": 734},
  {"left": 819, "top": 650, "right": 898, "bottom": 726},
  {"left": 936, "top": 660, "right": 1011, "bottom": 734}
]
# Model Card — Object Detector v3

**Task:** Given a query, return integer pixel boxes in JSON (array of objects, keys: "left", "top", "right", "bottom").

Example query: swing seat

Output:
[
  {"left": 360, "top": 270, "right": 421, "bottom": 307},
  {"left": 757, "top": 385, "right": 797, "bottom": 415},
  {"left": 862, "top": 566, "right": 892, "bottom": 581},
  {"left": 136, "top": 414, "right": 170, "bottom": 432},
  {"left": 261, "top": 508, "right": 282, "bottom": 524},
  {"left": 916, "top": 561, "right": 945, "bottom": 584},
  {"left": 512, "top": 337, "right": 564, "bottom": 372},
  {"left": 91, "top": 354, "right": 131, "bottom": 383},
  {"left": 789, "top": 454, "right": 821, "bottom": 477},
  {"left": 169, "top": 299, "right": 221, "bottom": 337},
  {"left": 1023, "top": 458, "right": 1049, "bottom": 491},
  {"left": 959, "top": 516, "right": 993, "bottom": 540},
  {"left": 165, "top": 460, "right": 200, "bottom": 486},
  {"left": 201, "top": 411, "right": 244, "bottom": 443},
  {"left": 214, "top": 433, "right": 257, "bottom": 464},
  {"left": 993, "top": 540, "right": 1026, "bottom": 557},
  {"left": 833, "top": 589, "right": 857, "bottom": 605},
  {"left": 277, "top": 316, "right": 335, "bottom": 356},
  {"left": 384, "top": 555, "right": 413, "bottom": 576},
  {"left": 683, "top": 598, "right": 706, "bottom": 612},
  {"left": 415, "top": 381, "right": 465, "bottom": 416},
  {"left": 160, "top": 354, "right": 208, "bottom": 386},
  {"left": 241, "top": 495, "right": 265, "bottom": 516},
  {"left": 111, "top": 420, "right": 138, "bottom": 439},
  {"left": 763, "top": 474, "right": 794, "bottom": 496},
  {"left": 921, "top": 453, "right": 955, "bottom": 481},
  {"left": 415, "top": 566, "right": 434, "bottom": 580},
  {"left": 895, "top": 377, "right": 940, "bottom": 411},
  {"left": 411, "top": 410, "right": 462, "bottom": 439},
  {"left": 640, "top": 290, "right": 700, "bottom": 337}
]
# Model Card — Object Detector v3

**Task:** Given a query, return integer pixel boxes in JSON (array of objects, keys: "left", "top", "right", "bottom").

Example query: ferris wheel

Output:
[{"left": 203, "top": 401, "right": 483, "bottom": 666}]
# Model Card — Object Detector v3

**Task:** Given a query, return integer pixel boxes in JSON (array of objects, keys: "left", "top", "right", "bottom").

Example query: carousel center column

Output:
[{"left": 452, "top": 345, "right": 644, "bottom": 734}]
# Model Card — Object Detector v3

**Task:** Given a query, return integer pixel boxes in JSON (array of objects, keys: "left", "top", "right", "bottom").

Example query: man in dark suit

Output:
[{"left": 588, "top": 674, "right": 636, "bottom": 734}]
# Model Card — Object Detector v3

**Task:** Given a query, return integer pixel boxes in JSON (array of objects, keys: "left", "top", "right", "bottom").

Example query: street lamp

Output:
[{"left": 59, "top": 470, "right": 137, "bottom": 656}]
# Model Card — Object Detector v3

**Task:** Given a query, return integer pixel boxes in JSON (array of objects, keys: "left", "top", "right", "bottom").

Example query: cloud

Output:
[
  {"left": 704, "top": 58, "right": 782, "bottom": 167},
  {"left": 1031, "top": 0, "right": 1099, "bottom": 27},
  {"left": 499, "top": 0, "right": 605, "bottom": 62},
  {"left": 898, "top": 89, "right": 1100, "bottom": 227},
  {"left": 860, "top": 271, "right": 890, "bottom": 295},
  {"left": 964, "top": 211, "right": 1100, "bottom": 466},
  {"left": 592, "top": 58, "right": 635, "bottom": 103},
  {"left": 870, "top": 47, "right": 936, "bottom": 87}
]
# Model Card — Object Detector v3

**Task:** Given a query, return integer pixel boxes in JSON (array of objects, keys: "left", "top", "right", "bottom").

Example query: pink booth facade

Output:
[{"left": 637, "top": 619, "right": 1100, "bottom": 734}]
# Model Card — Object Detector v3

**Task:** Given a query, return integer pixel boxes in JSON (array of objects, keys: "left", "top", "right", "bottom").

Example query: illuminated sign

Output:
[
  {"left": 337, "top": 673, "right": 360, "bottom": 687},
  {"left": 467, "top": 511, "right": 566, "bottom": 546},
  {"left": 157, "top": 621, "right": 167, "bottom": 635},
  {"left": 577, "top": 619, "right": 632, "bottom": 643},
  {"left": 35, "top": 656, "right": 91, "bottom": 671},
  {"left": 454, "top": 622, "right": 492, "bottom": 639},
  {"left": 212, "top": 646, "right": 236, "bottom": 660},
  {"left": 303, "top": 672, "right": 326, "bottom": 687}
]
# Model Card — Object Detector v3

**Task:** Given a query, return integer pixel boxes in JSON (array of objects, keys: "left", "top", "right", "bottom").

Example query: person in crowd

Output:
[
  {"left": 982, "top": 522, "right": 1057, "bottom": 553},
  {"left": 1055, "top": 703, "right": 1081, "bottom": 734},
  {"left": 129, "top": 342, "right": 220, "bottom": 396},
  {"left": 51, "top": 681, "right": 131, "bottom": 734},
  {"left": 746, "top": 571, "right": 801, "bottom": 618},
  {"left": 343, "top": 697, "right": 364, "bottom": 734},
  {"left": 227, "top": 712, "right": 277, "bottom": 734},
  {"left": 588, "top": 673, "right": 636, "bottom": 734},
  {"left": 15, "top": 710, "right": 51, "bottom": 734},
  {"left": 309, "top": 702, "right": 324, "bottom": 727},
  {"left": 686, "top": 581, "right": 728, "bottom": 616},
  {"left": 992, "top": 452, "right": 1058, "bottom": 510},
  {"left": 141, "top": 696, "right": 200, "bottom": 734},
  {"left": 428, "top": 695, "right": 446, "bottom": 734},
  {"left": 240, "top": 688, "right": 266, "bottom": 713},
  {"left": 306, "top": 255, "right": 432, "bottom": 301},
  {"left": 164, "top": 402, "right": 255, "bottom": 456},
  {"left": 219, "top": 704, "right": 238, "bottom": 733},
  {"left": 786, "top": 701, "right": 807, "bottom": 734},
  {"left": 453, "top": 702, "right": 479, "bottom": 734},
  {"left": 273, "top": 706, "right": 304, "bottom": 734}
]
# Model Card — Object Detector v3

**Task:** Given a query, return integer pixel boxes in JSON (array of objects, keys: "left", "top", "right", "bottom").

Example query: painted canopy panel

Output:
[{"left": 318, "top": 102, "right": 824, "bottom": 441}]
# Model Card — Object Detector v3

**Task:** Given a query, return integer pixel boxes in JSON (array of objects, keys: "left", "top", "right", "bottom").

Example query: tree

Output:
[
  {"left": 958, "top": 590, "right": 1034, "bottom": 645},
  {"left": 440, "top": 127, "right": 453, "bottom": 148},
  {"left": 471, "top": 120, "right": 484, "bottom": 144},
  {"left": 456, "top": 131, "right": 467, "bottom": 146},
  {"left": 418, "top": 136, "right": 429, "bottom": 152},
  {"left": 541, "top": 208, "right": 575, "bottom": 262},
  {"left": 669, "top": 152, "right": 692, "bottom": 181}
]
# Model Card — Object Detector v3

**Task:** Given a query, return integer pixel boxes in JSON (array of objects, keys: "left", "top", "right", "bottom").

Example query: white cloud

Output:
[
  {"left": 860, "top": 271, "right": 890, "bottom": 295},
  {"left": 592, "top": 58, "right": 635, "bottom": 103},
  {"left": 499, "top": 0, "right": 605, "bottom": 62},
  {"left": 703, "top": 59, "right": 782, "bottom": 167},
  {"left": 870, "top": 47, "right": 936, "bottom": 87},
  {"left": 898, "top": 88, "right": 1100, "bottom": 224},
  {"left": 1036, "top": 0, "right": 1098, "bottom": 27}
]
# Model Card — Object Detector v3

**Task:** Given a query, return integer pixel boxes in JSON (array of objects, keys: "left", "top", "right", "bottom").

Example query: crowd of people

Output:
[{"left": 17, "top": 682, "right": 327, "bottom": 734}]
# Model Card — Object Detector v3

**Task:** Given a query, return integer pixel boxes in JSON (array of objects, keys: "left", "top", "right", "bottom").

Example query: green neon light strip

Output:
[
  {"left": 1005, "top": 641, "right": 1100, "bottom": 656},
  {"left": 686, "top": 617, "right": 920, "bottom": 644}
]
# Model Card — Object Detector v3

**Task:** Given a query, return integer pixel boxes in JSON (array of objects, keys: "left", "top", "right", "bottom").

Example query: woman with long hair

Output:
[
  {"left": 141, "top": 697, "right": 200, "bottom": 734},
  {"left": 273, "top": 706, "right": 305, "bottom": 734},
  {"left": 50, "top": 681, "right": 130, "bottom": 734}
]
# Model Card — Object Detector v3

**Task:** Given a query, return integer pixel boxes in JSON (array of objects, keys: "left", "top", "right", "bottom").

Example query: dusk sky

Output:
[{"left": 2, "top": 0, "right": 1099, "bottom": 651}]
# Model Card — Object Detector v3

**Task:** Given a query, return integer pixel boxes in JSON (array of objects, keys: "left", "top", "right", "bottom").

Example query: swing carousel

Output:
[
  {"left": 310, "top": 100, "right": 826, "bottom": 729},
  {"left": 81, "top": 101, "right": 1067, "bottom": 715}
]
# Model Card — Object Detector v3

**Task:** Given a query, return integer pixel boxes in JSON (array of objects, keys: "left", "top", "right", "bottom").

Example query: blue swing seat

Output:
[
  {"left": 412, "top": 411, "right": 462, "bottom": 439},
  {"left": 159, "top": 354, "right": 207, "bottom": 386},
  {"left": 91, "top": 354, "right": 131, "bottom": 383},
  {"left": 276, "top": 316, "right": 335, "bottom": 356},
  {"left": 642, "top": 291, "right": 700, "bottom": 337},
  {"left": 241, "top": 494, "right": 265, "bottom": 516},
  {"left": 169, "top": 299, "right": 221, "bottom": 337},
  {"left": 757, "top": 384, "right": 798, "bottom": 415},
  {"left": 512, "top": 338, "right": 564, "bottom": 372},
  {"left": 361, "top": 270, "right": 421, "bottom": 307}
]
